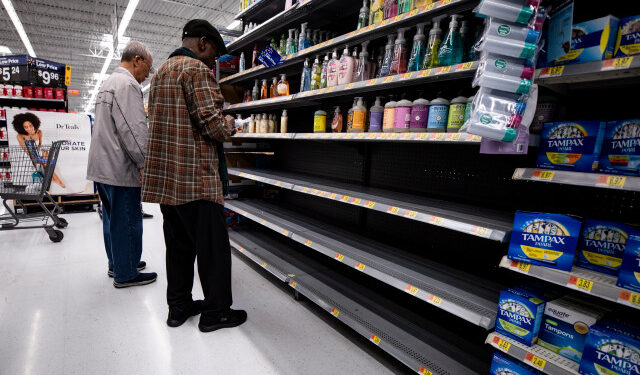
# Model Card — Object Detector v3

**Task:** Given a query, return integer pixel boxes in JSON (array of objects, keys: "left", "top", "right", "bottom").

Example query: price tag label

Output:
[
  {"left": 419, "top": 367, "right": 433, "bottom": 375},
  {"left": 356, "top": 263, "right": 366, "bottom": 271},
  {"left": 383, "top": 76, "right": 395, "bottom": 83},
  {"left": 473, "top": 226, "right": 489, "bottom": 236},
  {"left": 388, "top": 206, "right": 400, "bottom": 214},
  {"left": 352, "top": 198, "right": 362, "bottom": 204},
  {"left": 447, "top": 133, "right": 461, "bottom": 141},
  {"left": 379, "top": 19, "right": 390, "bottom": 26},
  {"left": 347, "top": 31, "right": 357, "bottom": 38},
  {"left": 237, "top": 247, "right": 244, "bottom": 252},
  {"left": 401, "top": 72, "right": 415, "bottom": 80},
  {"left": 430, "top": 216, "right": 444, "bottom": 225},
  {"left": 367, "top": 78, "right": 379, "bottom": 86},
  {"left": 540, "top": 65, "right": 565, "bottom": 77},
  {"left": 436, "top": 65, "right": 452, "bottom": 74},
  {"left": 597, "top": 175, "right": 626, "bottom": 188},
  {"left": 457, "top": 62, "right": 474, "bottom": 70},
  {"left": 282, "top": 230, "right": 289, "bottom": 236},
  {"left": 418, "top": 133, "right": 429, "bottom": 140},
  {"left": 406, "top": 285, "right": 419, "bottom": 295},
  {"left": 341, "top": 195, "right": 350, "bottom": 202},
  {"left": 318, "top": 88, "right": 327, "bottom": 94},
  {"left": 261, "top": 261, "right": 267, "bottom": 268},
  {"left": 311, "top": 189, "right": 318, "bottom": 195},
  {"left": 525, "top": 353, "right": 546, "bottom": 370},
  {"left": 303, "top": 187, "right": 310, "bottom": 193},
  {"left": 329, "top": 193, "right": 337, "bottom": 199},
  {"left": 568, "top": 275, "right": 594, "bottom": 293},
  {"left": 289, "top": 281, "right": 297, "bottom": 289},
  {"left": 260, "top": 219, "right": 267, "bottom": 225},
  {"left": 327, "top": 87, "right": 336, "bottom": 92},
  {"left": 366, "top": 201, "right": 376, "bottom": 208},
  {"left": 429, "top": 295, "right": 443, "bottom": 305},
  {"left": 511, "top": 260, "right": 531, "bottom": 273},
  {"left": 405, "top": 210, "right": 418, "bottom": 218},
  {"left": 602, "top": 56, "right": 633, "bottom": 70},
  {"left": 346, "top": 83, "right": 355, "bottom": 89},
  {"left": 335, "top": 254, "right": 345, "bottom": 261},
  {"left": 331, "top": 308, "right": 340, "bottom": 317},
  {"left": 305, "top": 240, "right": 313, "bottom": 246},
  {"left": 439, "top": 0, "right": 452, "bottom": 5},
  {"left": 401, "top": 133, "right": 413, "bottom": 139},
  {"left": 618, "top": 290, "right": 640, "bottom": 307},
  {"left": 492, "top": 335, "right": 512, "bottom": 351},
  {"left": 433, "top": 133, "right": 445, "bottom": 141},
  {"left": 418, "top": 69, "right": 432, "bottom": 77},
  {"left": 532, "top": 169, "right": 555, "bottom": 180},
  {"left": 392, "top": 15, "right": 403, "bottom": 22},
  {"left": 370, "top": 334, "right": 381, "bottom": 345}
]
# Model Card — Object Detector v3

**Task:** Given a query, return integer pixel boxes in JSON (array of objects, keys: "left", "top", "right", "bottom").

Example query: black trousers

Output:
[{"left": 160, "top": 200, "right": 232, "bottom": 312}]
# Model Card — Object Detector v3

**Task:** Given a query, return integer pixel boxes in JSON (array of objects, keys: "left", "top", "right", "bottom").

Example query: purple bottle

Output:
[
  {"left": 369, "top": 96, "right": 384, "bottom": 132},
  {"left": 393, "top": 97, "right": 413, "bottom": 132},
  {"left": 410, "top": 95, "right": 430, "bottom": 132}
]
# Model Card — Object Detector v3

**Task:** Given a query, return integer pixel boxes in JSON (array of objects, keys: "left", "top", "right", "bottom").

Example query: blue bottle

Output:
[{"left": 438, "top": 15, "right": 464, "bottom": 66}]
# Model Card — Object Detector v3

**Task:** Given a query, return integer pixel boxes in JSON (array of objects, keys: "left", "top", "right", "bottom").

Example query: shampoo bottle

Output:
[
  {"left": 350, "top": 97, "right": 367, "bottom": 132},
  {"left": 369, "top": 96, "right": 384, "bottom": 132},
  {"left": 286, "top": 29, "right": 297, "bottom": 55},
  {"left": 410, "top": 92, "right": 429, "bottom": 132},
  {"left": 331, "top": 107, "right": 343, "bottom": 133},
  {"left": 261, "top": 79, "right": 269, "bottom": 100},
  {"left": 277, "top": 74, "right": 289, "bottom": 96},
  {"left": 270, "top": 77, "right": 278, "bottom": 97},
  {"left": 423, "top": 20, "right": 442, "bottom": 68},
  {"left": 407, "top": 23, "right": 426, "bottom": 72},
  {"left": 281, "top": 110, "right": 288, "bottom": 133},
  {"left": 355, "top": 40, "right": 371, "bottom": 82},
  {"left": 393, "top": 95, "right": 413, "bottom": 132},
  {"left": 311, "top": 56, "right": 322, "bottom": 90},
  {"left": 378, "top": 34, "right": 396, "bottom": 77},
  {"left": 389, "top": 28, "right": 408, "bottom": 75},
  {"left": 300, "top": 58, "right": 311, "bottom": 92},
  {"left": 382, "top": 95, "right": 397, "bottom": 132},
  {"left": 327, "top": 49, "right": 340, "bottom": 87},
  {"left": 438, "top": 15, "right": 463, "bottom": 66},
  {"left": 320, "top": 53, "right": 330, "bottom": 88},
  {"left": 357, "top": 0, "right": 369, "bottom": 29},
  {"left": 338, "top": 46, "right": 356, "bottom": 85}
]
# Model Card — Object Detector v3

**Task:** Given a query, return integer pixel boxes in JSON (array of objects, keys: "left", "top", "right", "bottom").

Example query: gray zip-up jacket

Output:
[{"left": 87, "top": 67, "right": 147, "bottom": 187}]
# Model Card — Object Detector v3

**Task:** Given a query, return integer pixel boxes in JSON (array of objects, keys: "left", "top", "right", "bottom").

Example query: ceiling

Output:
[{"left": 0, "top": 0, "right": 239, "bottom": 113}]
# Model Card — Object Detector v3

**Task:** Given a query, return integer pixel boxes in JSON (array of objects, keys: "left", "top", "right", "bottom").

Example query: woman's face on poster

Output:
[{"left": 23, "top": 121, "right": 36, "bottom": 136}]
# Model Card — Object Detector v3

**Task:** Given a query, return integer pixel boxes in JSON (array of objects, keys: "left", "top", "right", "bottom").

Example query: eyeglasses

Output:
[{"left": 138, "top": 56, "right": 155, "bottom": 74}]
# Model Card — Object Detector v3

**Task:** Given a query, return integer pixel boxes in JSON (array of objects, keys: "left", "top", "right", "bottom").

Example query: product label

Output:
[
  {"left": 447, "top": 104, "right": 466, "bottom": 131},
  {"left": 490, "top": 352, "right": 539, "bottom": 375},
  {"left": 383, "top": 108, "right": 395, "bottom": 130},
  {"left": 495, "top": 288, "right": 545, "bottom": 346},
  {"left": 369, "top": 111, "right": 383, "bottom": 131},
  {"left": 600, "top": 119, "right": 640, "bottom": 176},
  {"left": 480, "top": 113, "right": 492, "bottom": 124},
  {"left": 497, "top": 24, "right": 511, "bottom": 36},
  {"left": 427, "top": 105, "right": 448, "bottom": 131},
  {"left": 410, "top": 105, "right": 428, "bottom": 129},
  {"left": 537, "top": 121, "right": 606, "bottom": 172},
  {"left": 580, "top": 324, "right": 640, "bottom": 375},
  {"left": 394, "top": 107, "right": 411, "bottom": 129},
  {"left": 495, "top": 58, "right": 507, "bottom": 70},
  {"left": 314, "top": 115, "right": 326, "bottom": 132},
  {"left": 577, "top": 220, "right": 633, "bottom": 275},
  {"left": 352, "top": 110, "right": 366, "bottom": 130}
]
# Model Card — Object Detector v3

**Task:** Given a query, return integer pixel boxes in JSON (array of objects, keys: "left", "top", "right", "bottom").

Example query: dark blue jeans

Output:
[{"left": 96, "top": 183, "right": 143, "bottom": 282}]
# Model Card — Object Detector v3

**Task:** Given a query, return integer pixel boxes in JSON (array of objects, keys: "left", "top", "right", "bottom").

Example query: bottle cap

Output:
[
  {"left": 514, "top": 101, "right": 526, "bottom": 115},
  {"left": 521, "top": 66, "right": 535, "bottom": 80},
  {"left": 502, "top": 127, "right": 517, "bottom": 142},
  {"left": 519, "top": 43, "right": 536, "bottom": 59},
  {"left": 516, "top": 78, "right": 532, "bottom": 94}
]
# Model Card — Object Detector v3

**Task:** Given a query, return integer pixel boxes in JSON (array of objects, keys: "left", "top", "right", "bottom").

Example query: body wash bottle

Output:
[
  {"left": 261, "top": 79, "right": 268, "bottom": 100},
  {"left": 277, "top": 74, "right": 289, "bottom": 96},
  {"left": 320, "top": 53, "right": 330, "bottom": 88},
  {"left": 270, "top": 77, "right": 278, "bottom": 97},
  {"left": 286, "top": 29, "right": 296, "bottom": 55},
  {"left": 357, "top": 0, "right": 369, "bottom": 29},
  {"left": 350, "top": 98, "right": 367, "bottom": 133},
  {"left": 300, "top": 58, "right": 311, "bottom": 92},
  {"left": 423, "top": 19, "right": 442, "bottom": 68},
  {"left": 311, "top": 56, "right": 322, "bottom": 90},
  {"left": 438, "top": 15, "right": 463, "bottom": 66},
  {"left": 383, "top": 0, "right": 397, "bottom": 20},
  {"left": 407, "top": 23, "right": 426, "bottom": 72},
  {"left": 299, "top": 22, "right": 309, "bottom": 51},
  {"left": 389, "top": 28, "right": 408, "bottom": 75},
  {"left": 331, "top": 107, "right": 343, "bottom": 133},
  {"left": 338, "top": 46, "right": 356, "bottom": 85},
  {"left": 327, "top": 49, "right": 340, "bottom": 87},
  {"left": 355, "top": 41, "right": 371, "bottom": 82},
  {"left": 369, "top": 96, "right": 384, "bottom": 132},
  {"left": 378, "top": 34, "right": 396, "bottom": 77},
  {"left": 279, "top": 33, "right": 287, "bottom": 56}
]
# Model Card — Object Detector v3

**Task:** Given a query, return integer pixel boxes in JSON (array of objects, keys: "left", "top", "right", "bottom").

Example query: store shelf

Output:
[
  {"left": 224, "top": 62, "right": 477, "bottom": 113},
  {"left": 226, "top": 199, "right": 500, "bottom": 328},
  {"left": 536, "top": 56, "right": 640, "bottom": 86},
  {"left": 229, "top": 227, "right": 487, "bottom": 374},
  {"left": 485, "top": 332, "right": 579, "bottom": 375},
  {"left": 513, "top": 168, "right": 640, "bottom": 192},
  {"left": 232, "top": 131, "right": 482, "bottom": 143},
  {"left": 228, "top": 168, "right": 513, "bottom": 241},
  {"left": 221, "top": 0, "right": 477, "bottom": 85},
  {"left": 0, "top": 97, "right": 65, "bottom": 104},
  {"left": 234, "top": 0, "right": 278, "bottom": 21},
  {"left": 229, "top": 231, "right": 290, "bottom": 282},
  {"left": 499, "top": 256, "right": 640, "bottom": 311}
]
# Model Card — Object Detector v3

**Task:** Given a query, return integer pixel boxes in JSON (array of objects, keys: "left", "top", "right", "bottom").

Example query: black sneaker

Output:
[
  {"left": 113, "top": 272, "right": 157, "bottom": 288},
  {"left": 167, "top": 300, "right": 204, "bottom": 327},
  {"left": 198, "top": 309, "right": 247, "bottom": 333},
  {"left": 108, "top": 261, "right": 146, "bottom": 278},
  {"left": 142, "top": 211, "right": 154, "bottom": 219}
]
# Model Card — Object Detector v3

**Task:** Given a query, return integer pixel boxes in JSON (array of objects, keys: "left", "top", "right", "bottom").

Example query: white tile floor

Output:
[{"left": 0, "top": 203, "right": 394, "bottom": 375}]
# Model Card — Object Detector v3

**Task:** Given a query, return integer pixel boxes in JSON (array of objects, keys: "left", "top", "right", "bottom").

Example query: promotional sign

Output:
[
  {"left": 257, "top": 46, "right": 283, "bottom": 68},
  {"left": 0, "top": 55, "right": 29, "bottom": 83},
  {"left": 0, "top": 55, "right": 66, "bottom": 86},
  {"left": 6, "top": 109, "right": 93, "bottom": 195}
]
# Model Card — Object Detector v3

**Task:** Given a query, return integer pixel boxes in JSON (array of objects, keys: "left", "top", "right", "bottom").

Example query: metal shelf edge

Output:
[
  {"left": 232, "top": 132, "right": 482, "bottom": 143},
  {"left": 513, "top": 168, "right": 640, "bottom": 192}
]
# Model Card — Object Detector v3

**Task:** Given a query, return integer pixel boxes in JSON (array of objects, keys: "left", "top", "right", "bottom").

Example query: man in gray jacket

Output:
[{"left": 87, "top": 41, "right": 157, "bottom": 288}]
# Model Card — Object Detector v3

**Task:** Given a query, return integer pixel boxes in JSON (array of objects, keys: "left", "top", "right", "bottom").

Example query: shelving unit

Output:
[
  {"left": 229, "top": 168, "right": 512, "bottom": 241},
  {"left": 229, "top": 227, "right": 488, "bottom": 375},
  {"left": 536, "top": 56, "right": 640, "bottom": 87},
  {"left": 513, "top": 168, "right": 640, "bottom": 192},
  {"left": 499, "top": 256, "right": 640, "bottom": 311},
  {"left": 485, "top": 332, "right": 580, "bottom": 375},
  {"left": 227, "top": 199, "right": 501, "bottom": 328},
  {"left": 233, "top": 131, "right": 482, "bottom": 143}
]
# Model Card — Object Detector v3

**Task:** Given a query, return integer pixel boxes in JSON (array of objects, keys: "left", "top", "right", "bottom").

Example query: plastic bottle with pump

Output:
[
  {"left": 346, "top": 98, "right": 357, "bottom": 131},
  {"left": 270, "top": 77, "right": 278, "bottom": 97},
  {"left": 423, "top": 19, "right": 442, "bottom": 68},
  {"left": 252, "top": 43, "right": 259, "bottom": 68},
  {"left": 397, "top": 0, "right": 413, "bottom": 14},
  {"left": 286, "top": 29, "right": 297, "bottom": 55},
  {"left": 383, "top": 0, "right": 397, "bottom": 20},
  {"left": 279, "top": 33, "right": 287, "bottom": 56},
  {"left": 268, "top": 114, "right": 276, "bottom": 133},
  {"left": 369, "top": 0, "right": 384, "bottom": 24},
  {"left": 260, "top": 79, "right": 269, "bottom": 100},
  {"left": 357, "top": 0, "right": 369, "bottom": 29},
  {"left": 313, "top": 30, "right": 320, "bottom": 46},
  {"left": 390, "top": 28, "right": 409, "bottom": 75},
  {"left": 338, "top": 46, "right": 356, "bottom": 85},
  {"left": 438, "top": 15, "right": 464, "bottom": 66},
  {"left": 369, "top": 96, "right": 384, "bottom": 132},
  {"left": 378, "top": 34, "right": 396, "bottom": 77},
  {"left": 447, "top": 95, "right": 467, "bottom": 132},
  {"left": 252, "top": 79, "right": 260, "bottom": 101},
  {"left": 306, "top": 28, "right": 313, "bottom": 46},
  {"left": 407, "top": 23, "right": 426, "bottom": 72},
  {"left": 320, "top": 53, "right": 330, "bottom": 88},
  {"left": 259, "top": 114, "right": 268, "bottom": 133},
  {"left": 331, "top": 107, "right": 343, "bottom": 133},
  {"left": 311, "top": 56, "right": 322, "bottom": 90},
  {"left": 354, "top": 41, "right": 371, "bottom": 82},
  {"left": 270, "top": 37, "right": 278, "bottom": 51},
  {"left": 300, "top": 58, "right": 311, "bottom": 92},
  {"left": 382, "top": 95, "right": 397, "bottom": 132},
  {"left": 277, "top": 74, "right": 289, "bottom": 96},
  {"left": 327, "top": 49, "right": 340, "bottom": 87},
  {"left": 239, "top": 52, "right": 246, "bottom": 72},
  {"left": 410, "top": 91, "right": 429, "bottom": 132},
  {"left": 459, "top": 20, "right": 472, "bottom": 61},
  {"left": 350, "top": 98, "right": 367, "bottom": 132},
  {"left": 299, "top": 22, "right": 310, "bottom": 51}
]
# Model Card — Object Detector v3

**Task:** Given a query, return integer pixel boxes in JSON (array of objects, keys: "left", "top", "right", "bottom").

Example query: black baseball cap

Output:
[{"left": 182, "top": 19, "right": 228, "bottom": 56}]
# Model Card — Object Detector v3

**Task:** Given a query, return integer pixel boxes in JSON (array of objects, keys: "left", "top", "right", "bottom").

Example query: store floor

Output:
[{"left": 0, "top": 204, "right": 395, "bottom": 375}]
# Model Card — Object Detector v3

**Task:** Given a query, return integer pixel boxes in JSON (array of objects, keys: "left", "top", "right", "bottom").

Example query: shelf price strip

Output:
[
  {"left": 418, "top": 367, "right": 433, "bottom": 375},
  {"left": 509, "top": 260, "right": 531, "bottom": 273},
  {"left": 531, "top": 169, "right": 555, "bottom": 181},
  {"left": 596, "top": 175, "right": 626, "bottom": 188},
  {"left": 492, "top": 335, "right": 512, "bottom": 352},
  {"left": 539, "top": 65, "right": 565, "bottom": 78},
  {"left": 602, "top": 56, "right": 634, "bottom": 71},
  {"left": 370, "top": 334, "right": 381, "bottom": 345},
  {"left": 618, "top": 290, "right": 640, "bottom": 308},
  {"left": 524, "top": 353, "right": 546, "bottom": 371},
  {"left": 567, "top": 275, "right": 594, "bottom": 293}
]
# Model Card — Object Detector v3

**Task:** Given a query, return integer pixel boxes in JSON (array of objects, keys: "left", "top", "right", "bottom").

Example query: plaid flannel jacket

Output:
[{"left": 142, "top": 55, "right": 233, "bottom": 206}]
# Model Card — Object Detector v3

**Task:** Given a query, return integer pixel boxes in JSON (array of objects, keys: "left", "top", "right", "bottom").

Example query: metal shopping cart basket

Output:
[{"left": 0, "top": 141, "right": 68, "bottom": 242}]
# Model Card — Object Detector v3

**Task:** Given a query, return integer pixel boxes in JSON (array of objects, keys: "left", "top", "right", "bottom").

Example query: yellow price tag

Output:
[
  {"left": 619, "top": 290, "right": 640, "bottom": 307},
  {"left": 351, "top": 198, "right": 362, "bottom": 204},
  {"left": 356, "top": 263, "right": 366, "bottom": 271},
  {"left": 331, "top": 308, "right": 340, "bottom": 317},
  {"left": 437, "top": 65, "right": 452, "bottom": 74},
  {"left": 341, "top": 195, "right": 350, "bottom": 202},
  {"left": 533, "top": 169, "right": 555, "bottom": 180},
  {"left": 603, "top": 56, "right": 634, "bottom": 70},
  {"left": 418, "top": 69, "right": 432, "bottom": 77},
  {"left": 366, "top": 201, "right": 375, "bottom": 208},
  {"left": 370, "top": 334, "right": 381, "bottom": 345},
  {"left": 406, "top": 285, "right": 419, "bottom": 295},
  {"left": 282, "top": 230, "right": 289, "bottom": 236},
  {"left": 569, "top": 276, "right": 594, "bottom": 293},
  {"left": 329, "top": 193, "right": 337, "bottom": 199},
  {"left": 405, "top": 210, "right": 418, "bottom": 218},
  {"left": 419, "top": 367, "right": 433, "bottom": 375},
  {"left": 402, "top": 72, "right": 415, "bottom": 80},
  {"left": 541, "top": 65, "right": 565, "bottom": 77},
  {"left": 388, "top": 206, "right": 400, "bottom": 214},
  {"left": 473, "top": 226, "right": 489, "bottom": 236},
  {"left": 407, "top": 9, "right": 419, "bottom": 17},
  {"left": 459, "top": 62, "right": 474, "bottom": 70},
  {"left": 511, "top": 260, "right": 531, "bottom": 273},
  {"left": 346, "top": 83, "right": 355, "bottom": 89},
  {"left": 439, "top": 0, "right": 452, "bottom": 5},
  {"left": 493, "top": 337, "right": 511, "bottom": 352},
  {"left": 430, "top": 216, "right": 444, "bottom": 225},
  {"left": 305, "top": 240, "right": 312, "bottom": 246},
  {"left": 289, "top": 281, "right": 297, "bottom": 288},
  {"left": 604, "top": 175, "right": 626, "bottom": 188},
  {"left": 335, "top": 254, "right": 344, "bottom": 261},
  {"left": 525, "top": 353, "right": 546, "bottom": 370},
  {"left": 383, "top": 76, "right": 394, "bottom": 83},
  {"left": 429, "top": 295, "right": 443, "bottom": 305},
  {"left": 418, "top": 133, "right": 429, "bottom": 140},
  {"left": 303, "top": 187, "right": 310, "bottom": 193},
  {"left": 261, "top": 262, "right": 267, "bottom": 268},
  {"left": 260, "top": 219, "right": 267, "bottom": 225},
  {"left": 367, "top": 78, "right": 379, "bottom": 86}
]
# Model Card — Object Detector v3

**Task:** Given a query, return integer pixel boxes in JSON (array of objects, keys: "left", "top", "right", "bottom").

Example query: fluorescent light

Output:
[
  {"left": 84, "top": 0, "right": 139, "bottom": 113},
  {"left": 1, "top": 0, "right": 36, "bottom": 57},
  {"left": 227, "top": 20, "right": 241, "bottom": 30},
  {"left": 0, "top": 45, "right": 11, "bottom": 54}
]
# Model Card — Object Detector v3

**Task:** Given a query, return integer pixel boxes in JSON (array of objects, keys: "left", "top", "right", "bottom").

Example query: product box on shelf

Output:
[
  {"left": 549, "top": 16, "right": 619, "bottom": 66},
  {"left": 599, "top": 119, "right": 640, "bottom": 176},
  {"left": 614, "top": 15, "right": 640, "bottom": 58},
  {"left": 537, "top": 120, "right": 606, "bottom": 172},
  {"left": 537, "top": 296, "right": 608, "bottom": 363},
  {"left": 490, "top": 352, "right": 541, "bottom": 375},
  {"left": 34, "top": 87, "right": 43, "bottom": 98},
  {"left": 617, "top": 232, "right": 640, "bottom": 293},
  {"left": 495, "top": 287, "right": 547, "bottom": 346},
  {"left": 580, "top": 317, "right": 640, "bottom": 375},
  {"left": 577, "top": 219, "right": 636, "bottom": 276},
  {"left": 508, "top": 211, "right": 582, "bottom": 271}
]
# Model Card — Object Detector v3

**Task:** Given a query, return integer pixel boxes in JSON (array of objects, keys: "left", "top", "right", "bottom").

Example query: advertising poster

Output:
[{"left": 6, "top": 109, "right": 93, "bottom": 195}]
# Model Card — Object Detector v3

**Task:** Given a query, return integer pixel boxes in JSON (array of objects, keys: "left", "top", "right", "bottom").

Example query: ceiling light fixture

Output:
[
  {"left": 1, "top": 0, "right": 36, "bottom": 57},
  {"left": 227, "top": 20, "right": 241, "bottom": 30},
  {"left": 84, "top": 0, "right": 140, "bottom": 113},
  {"left": 0, "top": 45, "right": 12, "bottom": 55}
]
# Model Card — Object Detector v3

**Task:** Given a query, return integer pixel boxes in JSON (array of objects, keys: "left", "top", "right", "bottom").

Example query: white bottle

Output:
[
  {"left": 280, "top": 110, "right": 288, "bottom": 133},
  {"left": 338, "top": 46, "right": 355, "bottom": 85},
  {"left": 327, "top": 49, "right": 340, "bottom": 87}
]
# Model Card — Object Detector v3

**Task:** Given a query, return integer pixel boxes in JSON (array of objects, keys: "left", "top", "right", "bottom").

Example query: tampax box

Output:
[
  {"left": 495, "top": 287, "right": 546, "bottom": 346},
  {"left": 577, "top": 219, "right": 636, "bottom": 276},
  {"left": 551, "top": 16, "right": 619, "bottom": 66},
  {"left": 508, "top": 211, "right": 582, "bottom": 271},
  {"left": 599, "top": 119, "right": 640, "bottom": 176},
  {"left": 537, "top": 297, "right": 608, "bottom": 363},
  {"left": 614, "top": 15, "right": 640, "bottom": 58},
  {"left": 490, "top": 352, "right": 541, "bottom": 375},
  {"left": 538, "top": 121, "right": 606, "bottom": 172},
  {"left": 617, "top": 232, "right": 640, "bottom": 293},
  {"left": 580, "top": 318, "right": 640, "bottom": 375}
]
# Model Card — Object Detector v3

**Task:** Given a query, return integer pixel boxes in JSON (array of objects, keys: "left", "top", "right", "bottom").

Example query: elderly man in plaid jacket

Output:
[{"left": 142, "top": 20, "right": 246, "bottom": 332}]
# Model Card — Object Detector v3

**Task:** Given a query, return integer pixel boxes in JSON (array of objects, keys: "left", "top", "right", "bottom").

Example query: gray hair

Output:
[{"left": 121, "top": 41, "right": 152, "bottom": 62}]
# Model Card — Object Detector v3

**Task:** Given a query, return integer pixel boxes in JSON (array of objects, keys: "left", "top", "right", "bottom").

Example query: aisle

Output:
[{"left": 0, "top": 204, "right": 394, "bottom": 375}]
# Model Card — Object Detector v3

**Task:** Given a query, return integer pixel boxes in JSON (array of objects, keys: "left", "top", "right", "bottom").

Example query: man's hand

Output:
[{"left": 224, "top": 115, "right": 237, "bottom": 136}]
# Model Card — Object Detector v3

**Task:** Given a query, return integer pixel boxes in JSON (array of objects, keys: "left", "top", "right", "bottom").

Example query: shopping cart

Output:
[{"left": 0, "top": 141, "right": 68, "bottom": 242}]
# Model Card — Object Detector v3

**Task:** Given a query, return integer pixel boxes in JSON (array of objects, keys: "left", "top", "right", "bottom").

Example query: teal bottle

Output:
[{"left": 438, "top": 15, "right": 464, "bottom": 66}]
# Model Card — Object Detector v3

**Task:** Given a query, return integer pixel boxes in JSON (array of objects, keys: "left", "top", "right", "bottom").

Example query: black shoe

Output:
[
  {"left": 142, "top": 211, "right": 154, "bottom": 219},
  {"left": 198, "top": 309, "right": 247, "bottom": 333},
  {"left": 113, "top": 272, "right": 157, "bottom": 288},
  {"left": 108, "top": 261, "right": 146, "bottom": 278},
  {"left": 167, "top": 300, "right": 204, "bottom": 328}
]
